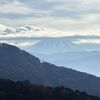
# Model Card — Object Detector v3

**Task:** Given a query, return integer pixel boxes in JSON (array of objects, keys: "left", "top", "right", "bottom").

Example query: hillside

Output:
[
  {"left": 0, "top": 43, "right": 100, "bottom": 96},
  {"left": 0, "top": 79, "right": 99, "bottom": 100}
]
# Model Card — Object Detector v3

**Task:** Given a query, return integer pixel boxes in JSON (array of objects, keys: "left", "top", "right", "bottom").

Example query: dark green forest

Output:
[{"left": 0, "top": 79, "right": 99, "bottom": 100}]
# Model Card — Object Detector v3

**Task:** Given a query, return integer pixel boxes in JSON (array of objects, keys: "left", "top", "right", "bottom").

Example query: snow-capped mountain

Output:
[{"left": 22, "top": 36, "right": 100, "bottom": 54}]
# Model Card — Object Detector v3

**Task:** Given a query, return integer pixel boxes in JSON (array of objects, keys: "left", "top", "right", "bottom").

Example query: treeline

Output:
[{"left": 0, "top": 79, "right": 99, "bottom": 100}]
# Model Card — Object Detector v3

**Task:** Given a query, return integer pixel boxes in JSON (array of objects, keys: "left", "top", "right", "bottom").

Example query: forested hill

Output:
[
  {"left": 0, "top": 79, "right": 99, "bottom": 100},
  {"left": 0, "top": 43, "right": 100, "bottom": 96}
]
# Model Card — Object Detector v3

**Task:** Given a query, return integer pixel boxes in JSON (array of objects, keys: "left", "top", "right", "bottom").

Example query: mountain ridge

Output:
[{"left": 0, "top": 43, "right": 100, "bottom": 96}]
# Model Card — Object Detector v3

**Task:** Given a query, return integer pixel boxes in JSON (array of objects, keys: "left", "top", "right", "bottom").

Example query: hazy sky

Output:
[{"left": 1, "top": 0, "right": 100, "bottom": 34}]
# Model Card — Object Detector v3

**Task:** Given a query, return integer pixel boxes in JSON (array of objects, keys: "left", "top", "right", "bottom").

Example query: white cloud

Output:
[
  {"left": 73, "top": 39, "right": 100, "bottom": 44},
  {"left": 1, "top": 0, "right": 100, "bottom": 35},
  {"left": 0, "top": 1, "right": 33, "bottom": 14},
  {"left": 1, "top": 24, "right": 100, "bottom": 39},
  {"left": 0, "top": 40, "right": 39, "bottom": 47},
  {"left": 0, "top": 24, "right": 72, "bottom": 38},
  {"left": 9, "top": 41, "right": 39, "bottom": 47}
]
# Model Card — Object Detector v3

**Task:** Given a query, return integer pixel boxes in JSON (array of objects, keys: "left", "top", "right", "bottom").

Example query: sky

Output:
[
  {"left": 1, "top": 0, "right": 100, "bottom": 47},
  {"left": 1, "top": 0, "right": 100, "bottom": 35}
]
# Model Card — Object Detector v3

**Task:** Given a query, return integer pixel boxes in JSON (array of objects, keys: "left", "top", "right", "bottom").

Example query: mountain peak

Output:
[
  {"left": 0, "top": 43, "right": 24, "bottom": 56},
  {"left": 0, "top": 42, "right": 40, "bottom": 61},
  {"left": 0, "top": 43, "right": 16, "bottom": 48},
  {"left": 0, "top": 43, "right": 12, "bottom": 48}
]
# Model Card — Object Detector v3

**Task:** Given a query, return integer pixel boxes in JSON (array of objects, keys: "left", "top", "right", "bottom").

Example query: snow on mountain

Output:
[{"left": 21, "top": 36, "right": 100, "bottom": 54}]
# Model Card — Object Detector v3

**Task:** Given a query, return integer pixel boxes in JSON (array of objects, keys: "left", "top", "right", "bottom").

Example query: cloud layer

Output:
[
  {"left": 1, "top": 24, "right": 100, "bottom": 48},
  {"left": 0, "top": 0, "right": 100, "bottom": 35}
]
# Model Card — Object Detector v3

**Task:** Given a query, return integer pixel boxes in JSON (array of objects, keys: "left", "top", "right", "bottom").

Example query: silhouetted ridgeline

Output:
[
  {"left": 0, "top": 79, "right": 99, "bottom": 100},
  {"left": 1, "top": 43, "right": 100, "bottom": 96}
]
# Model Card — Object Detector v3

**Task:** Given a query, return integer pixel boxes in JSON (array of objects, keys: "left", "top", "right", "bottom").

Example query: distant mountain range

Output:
[
  {"left": 0, "top": 43, "right": 100, "bottom": 96},
  {"left": 20, "top": 36, "right": 100, "bottom": 76},
  {"left": 23, "top": 36, "right": 100, "bottom": 54}
]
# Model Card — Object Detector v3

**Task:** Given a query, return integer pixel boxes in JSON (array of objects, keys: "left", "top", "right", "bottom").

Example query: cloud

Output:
[
  {"left": 1, "top": 24, "right": 100, "bottom": 48},
  {"left": 1, "top": 0, "right": 100, "bottom": 35},
  {"left": 1, "top": 24, "right": 100, "bottom": 40},
  {"left": 0, "top": 24, "right": 71, "bottom": 38},
  {"left": 0, "top": 0, "right": 52, "bottom": 20},
  {"left": 0, "top": 40, "right": 39, "bottom": 47},
  {"left": 0, "top": 1, "right": 33, "bottom": 14},
  {"left": 73, "top": 39, "right": 100, "bottom": 44}
]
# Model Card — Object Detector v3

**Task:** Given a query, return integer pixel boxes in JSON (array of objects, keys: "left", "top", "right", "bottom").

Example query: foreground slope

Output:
[
  {"left": 0, "top": 43, "right": 100, "bottom": 96},
  {"left": 0, "top": 79, "right": 99, "bottom": 100}
]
